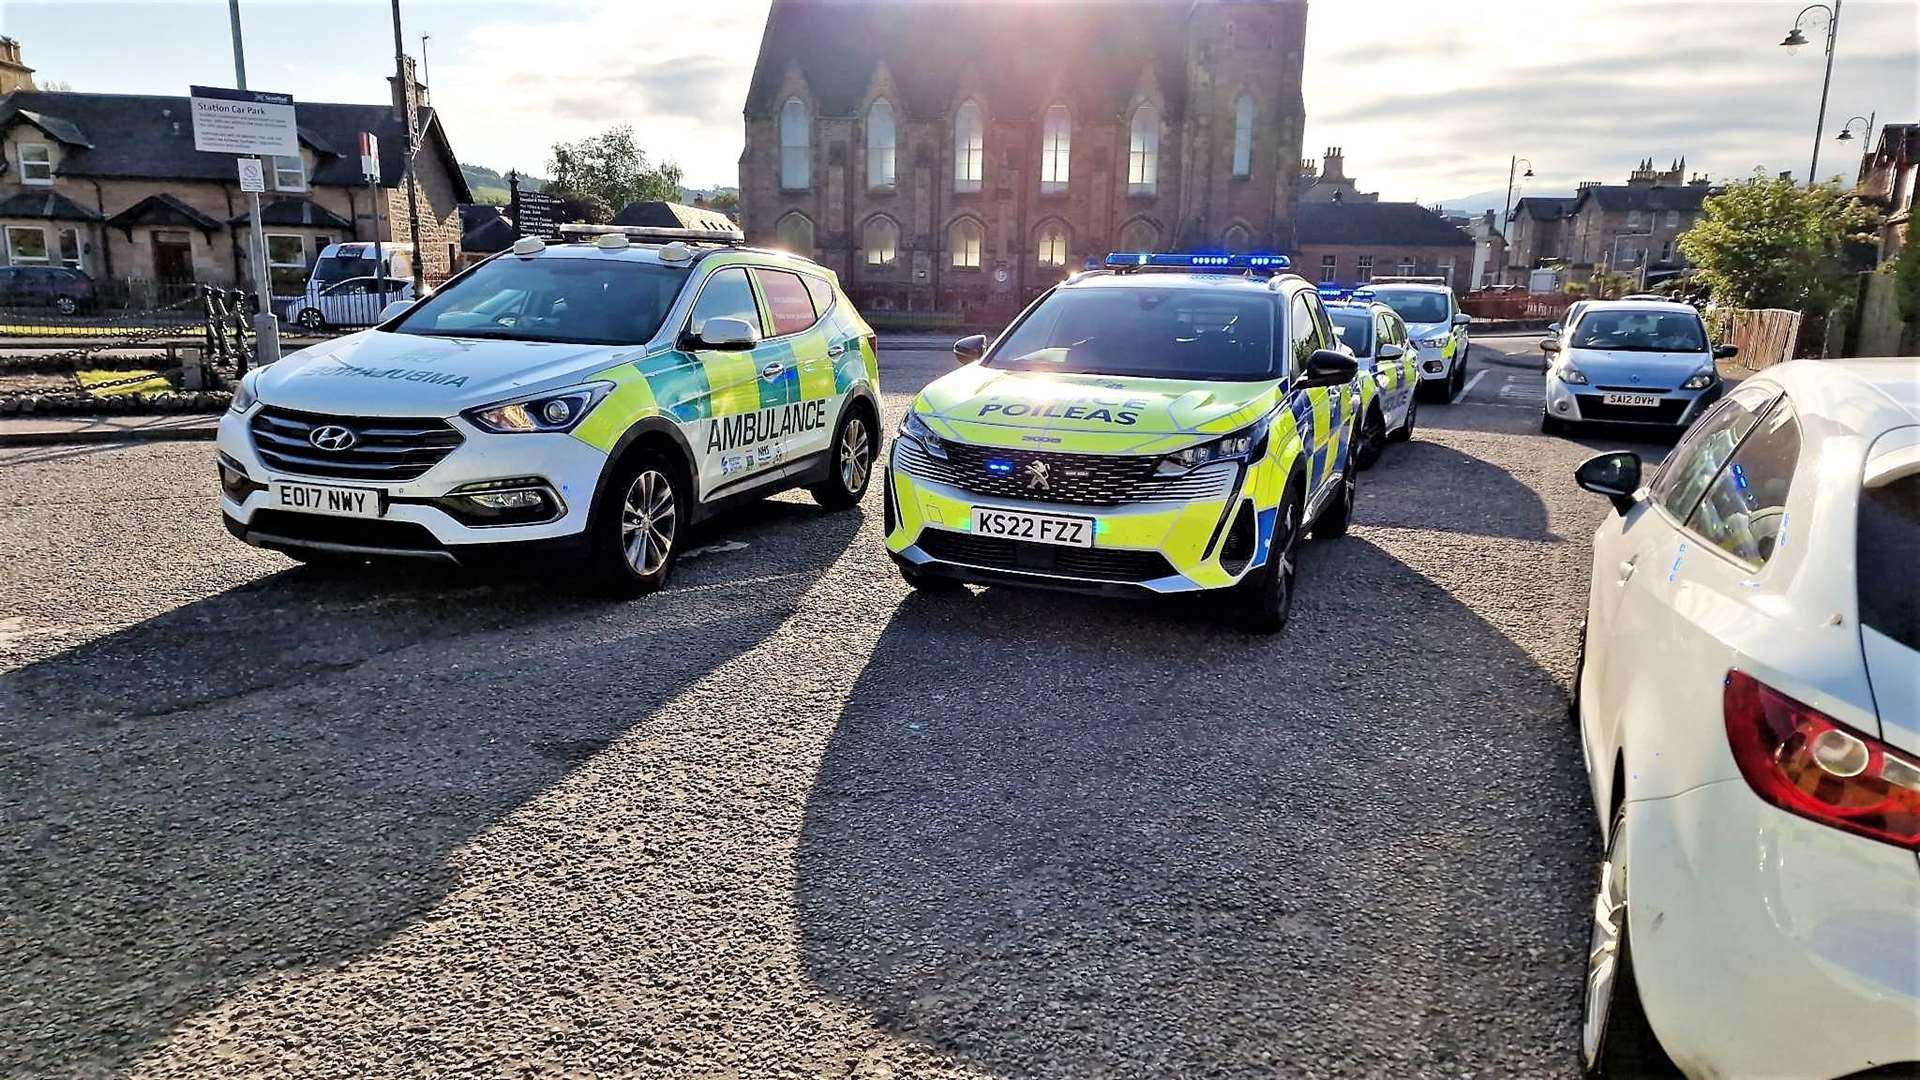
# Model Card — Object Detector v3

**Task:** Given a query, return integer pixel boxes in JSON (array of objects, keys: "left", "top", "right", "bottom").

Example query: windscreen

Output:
[
  {"left": 1572, "top": 309, "right": 1707, "bottom": 352},
  {"left": 1376, "top": 290, "right": 1450, "bottom": 325},
  {"left": 1327, "top": 308, "right": 1373, "bottom": 353},
  {"left": 389, "top": 257, "right": 689, "bottom": 346},
  {"left": 312, "top": 253, "right": 381, "bottom": 289},
  {"left": 987, "top": 286, "right": 1277, "bottom": 381}
]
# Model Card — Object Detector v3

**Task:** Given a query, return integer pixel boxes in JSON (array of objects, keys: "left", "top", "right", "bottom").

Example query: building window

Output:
[
  {"left": 949, "top": 218, "right": 983, "bottom": 268},
  {"left": 265, "top": 233, "right": 307, "bottom": 295},
  {"left": 57, "top": 227, "right": 81, "bottom": 270},
  {"left": 1037, "top": 221, "right": 1067, "bottom": 266},
  {"left": 1319, "top": 254, "right": 1337, "bottom": 283},
  {"left": 953, "top": 100, "right": 984, "bottom": 193},
  {"left": 1439, "top": 256, "right": 1454, "bottom": 284},
  {"left": 1039, "top": 104, "right": 1070, "bottom": 194},
  {"left": 1127, "top": 105, "right": 1159, "bottom": 195},
  {"left": 1660, "top": 239, "right": 1673, "bottom": 262},
  {"left": 1665, "top": 210, "right": 1679, "bottom": 227},
  {"left": 1231, "top": 94, "right": 1254, "bottom": 178},
  {"left": 18, "top": 142, "right": 51, "bottom": 185},
  {"left": 776, "top": 212, "right": 814, "bottom": 256},
  {"left": 863, "top": 216, "right": 899, "bottom": 267},
  {"left": 272, "top": 155, "right": 306, "bottom": 192},
  {"left": 867, "top": 99, "right": 896, "bottom": 191},
  {"left": 1119, "top": 218, "right": 1158, "bottom": 252},
  {"left": 1397, "top": 257, "right": 1416, "bottom": 276},
  {"left": 780, "top": 98, "right": 810, "bottom": 191},
  {"left": 1356, "top": 253, "right": 1373, "bottom": 281},
  {"left": 1626, "top": 210, "right": 1642, "bottom": 228},
  {"left": 5, "top": 225, "right": 48, "bottom": 263}
]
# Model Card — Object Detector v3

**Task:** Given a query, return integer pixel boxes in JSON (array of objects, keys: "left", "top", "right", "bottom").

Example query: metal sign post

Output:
[
  {"left": 198, "top": 4, "right": 291, "bottom": 362},
  {"left": 361, "top": 132, "right": 384, "bottom": 304}
]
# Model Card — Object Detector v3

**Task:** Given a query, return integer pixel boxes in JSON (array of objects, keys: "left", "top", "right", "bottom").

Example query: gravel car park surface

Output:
[{"left": 2, "top": 336, "right": 1667, "bottom": 1078}]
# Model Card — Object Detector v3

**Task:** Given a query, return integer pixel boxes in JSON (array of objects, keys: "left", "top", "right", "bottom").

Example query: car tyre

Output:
[
  {"left": 1580, "top": 807, "right": 1679, "bottom": 1079},
  {"left": 1450, "top": 352, "right": 1468, "bottom": 399},
  {"left": 810, "top": 406, "right": 877, "bottom": 511},
  {"left": 1388, "top": 392, "right": 1417, "bottom": 443},
  {"left": 1312, "top": 440, "right": 1358, "bottom": 540},
  {"left": 1354, "top": 405, "right": 1387, "bottom": 470},
  {"left": 1234, "top": 497, "right": 1302, "bottom": 634},
  {"left": 1542, "top": 409, "right": 1570, "bottom": 436},
  {"left": 54, "top": 296, "right": 78, "bottom": 316},
  {"left": 297, "top": 308, "right": 326, "bottom": 331},
  {"left": 586, "top": 447, "right": 685, "bottom": 599}
]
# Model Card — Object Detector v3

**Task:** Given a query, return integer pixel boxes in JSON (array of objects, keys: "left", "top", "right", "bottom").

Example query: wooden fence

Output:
[{"left": 1712, "top": 308, "right": 1802, "bottom": 370}]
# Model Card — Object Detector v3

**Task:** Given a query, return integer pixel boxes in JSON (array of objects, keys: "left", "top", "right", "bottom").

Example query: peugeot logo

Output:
[
  {"left": 1023, "top": 460, "right": 1052, "bottom": 492},
  {"left": 309, "top": 424, "right": 359, "bottom": 451}
]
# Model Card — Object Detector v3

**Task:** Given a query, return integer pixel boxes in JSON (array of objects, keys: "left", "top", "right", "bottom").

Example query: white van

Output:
[{"left": 308, "top": 242, "right": 413, "bottom": 292}]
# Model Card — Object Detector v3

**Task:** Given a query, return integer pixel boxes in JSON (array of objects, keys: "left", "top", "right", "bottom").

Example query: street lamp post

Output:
[
  {"left": 1834, "top": 113, "right": 1875, "bottom": 145},
  {"left": 1500, "top": 155, "right": 1534, "bottom": 285},
  {"left": 1780, "top": 1, "right": 1843, "bottom": 186}
]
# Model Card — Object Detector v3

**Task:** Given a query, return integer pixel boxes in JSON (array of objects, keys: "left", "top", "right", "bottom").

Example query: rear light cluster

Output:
[{"left": 1724, "top": 670, "right": 1920, "bottom": 850}]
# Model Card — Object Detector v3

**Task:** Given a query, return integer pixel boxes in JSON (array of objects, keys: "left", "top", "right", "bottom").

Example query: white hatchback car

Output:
[{"left": 1570, "top": 358, "right": 1920, "bottom": 1078}]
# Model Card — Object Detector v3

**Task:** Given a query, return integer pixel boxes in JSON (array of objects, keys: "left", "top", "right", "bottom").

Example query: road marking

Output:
[{"left": 1460, "top": 369, "right": 1488, "bottom": 400}]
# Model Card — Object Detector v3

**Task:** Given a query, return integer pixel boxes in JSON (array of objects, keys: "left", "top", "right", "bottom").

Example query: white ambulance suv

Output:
[{"left": 218, "top": 219, "right": 881, "bottom": 596}]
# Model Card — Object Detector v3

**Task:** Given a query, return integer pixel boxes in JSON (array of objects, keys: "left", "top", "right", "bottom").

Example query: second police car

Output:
[
  {"left": 1366, "top": 277, "right": 1472, "bottom": 401},
  {"left": 1321, "top": 286, "right": 1420, "bottom": 467},
  {"left": 883, "top": 252, "right": 1362, "bottom": 634},
  {"left": 218, "top": 215, "right": 882, "bottom": 596}
]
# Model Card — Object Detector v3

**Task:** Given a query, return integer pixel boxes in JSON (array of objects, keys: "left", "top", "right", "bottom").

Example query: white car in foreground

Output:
[{"left": 1570, "top": 357, "right": 1920, "bottom": 1078}]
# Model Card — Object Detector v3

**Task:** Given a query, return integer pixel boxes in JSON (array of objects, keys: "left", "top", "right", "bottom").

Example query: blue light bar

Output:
[
  {"left": 1104, "top": 252, "right": 1292, "bottom": 272},
  {"left": 1317, "top": 285, "right": 1350, "bottom": 299},
  {"left": 1351, "top": 288, "right": 1376, "bottom": 301}
]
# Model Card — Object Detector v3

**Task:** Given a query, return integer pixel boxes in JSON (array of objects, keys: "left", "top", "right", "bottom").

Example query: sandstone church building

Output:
[{"left": 740, "top": 0, "right": 1309, "bottom": 316}]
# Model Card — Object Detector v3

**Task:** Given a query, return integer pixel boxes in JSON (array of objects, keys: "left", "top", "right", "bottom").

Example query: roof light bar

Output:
[
  {"left": 1103, "top": 252, "right": 1291, "bottom": 273},
  {"left": 559, "top": 222, "right": 745, "bottom": 244}
]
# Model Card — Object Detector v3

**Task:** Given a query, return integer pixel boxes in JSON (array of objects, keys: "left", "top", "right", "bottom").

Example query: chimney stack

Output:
[
  {"left": 0, "top": 37, "right": 36, "bottom": 95},
  {"left": 1322, "top": 146, "right": 1346, "bottom": 183}
]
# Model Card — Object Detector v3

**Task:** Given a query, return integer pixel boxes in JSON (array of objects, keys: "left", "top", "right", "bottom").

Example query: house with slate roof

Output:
[
  {"left": 0, "top": 39, "right": 469, "bottom": 299},
  {"left": 740, "top": 0, "right": 1308, "bottom": 316},
  {"left": 1294, "top": 200, "right": 1474, "bottom": 293}
]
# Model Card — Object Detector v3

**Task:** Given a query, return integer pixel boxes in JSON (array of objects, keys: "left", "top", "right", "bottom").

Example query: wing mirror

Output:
[
  {"left": 1714, "top": 343, "right": 1740, "bottom": 359},
  {"left": 378, "top": 299, "right": 415, "bottom": 323},
  {"left": 693, "top": 316, "right": 760, "bottom": 350},
  {"left": 1452, "top": 312, "right": 1472, "bottom": 327},
  {"left": 1547, "top": 321, "right": 1562, "bottom": 333},
  {"left": 1575, "top": 451, "right": 1643, "bottom": 515},
  {"left": 1376, "top": 343, "right": 1404, "bottom": 362},
  {"left": 1541, "top": 338, "right": 1561, "bottom": 353},
  {"left": 953, "top": 334, "right": 988, "bottom": 365},
  {"left": 1298, "top": 348, "right": 1359, "bottom": 389}
]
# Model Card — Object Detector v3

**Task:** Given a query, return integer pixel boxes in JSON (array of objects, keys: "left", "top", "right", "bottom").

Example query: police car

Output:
[
  {"left": 1321, "top": 287, "right": 1419, "bottom": 468},
  {"left": 218, "top": 215, "right": 882, "bottom": 596},
  {"left": 1366, "top": 277, "right": 1472, "bottom": 400},
  {"left": 883, "top": 252, "right": 1362, "bottom": 634}
]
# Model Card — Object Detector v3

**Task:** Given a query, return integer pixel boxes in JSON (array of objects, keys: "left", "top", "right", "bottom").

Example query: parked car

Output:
[
  {"left": 0, "top": 265, "right": 97, "bottom": 315},
  {"left": 1324, "top": 291, "right": 1420, "bottom": 467},
  {"left": 1367, "top": 278, "right": 1472, "bottom": 401},
  {"left": 285, "top": 277, "right": 416, "bottom": 331},
  {"left": 1541, "top": 299, "right": 1735, "bottom": 434},
  {"left": 1569, "top": 357, "right": 1920, "bottom": 1078}
]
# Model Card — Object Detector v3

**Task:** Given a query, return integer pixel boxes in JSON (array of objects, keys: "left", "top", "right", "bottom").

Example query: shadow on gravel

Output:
[
  {"left": 795, "top": 537, "right": 1596, "bottom": 1078},
  {"left": 1359, "top": 440, "right": 1560, "bottom": 542},
  {"left": 0, "top": 497, "right": 862, "bottom": 1075}
]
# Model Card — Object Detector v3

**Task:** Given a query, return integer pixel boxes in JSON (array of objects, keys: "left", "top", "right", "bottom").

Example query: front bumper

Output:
[
  {"left": 882, "top": 442, "right": 1281, "bottom": 595},
  {"left": 216, "top": 405, "right": 610, "bottom": 563},
  {"left": 1544, "top": 377, "right": 1723, "bottom": 427},
  {"left": 1413, "top": 342, "right": 1456, "bottom": 382},
  {"left": 1625, "top": 779, "right": 1920, "bottom": 1078}
]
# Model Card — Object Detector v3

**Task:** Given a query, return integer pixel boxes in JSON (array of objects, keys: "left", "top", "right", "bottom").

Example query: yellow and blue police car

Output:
[
  {"left": 218, "top": 215, "right": 881, "bottom": 597},
  {"left": 1321, "top": 287, "right": 1420, "bottom": 468},
  {"left": 882, "top": 252, "right": 1362, "bottom": 634}
]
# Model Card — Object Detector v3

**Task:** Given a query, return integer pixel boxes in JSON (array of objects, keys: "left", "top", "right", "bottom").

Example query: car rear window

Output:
[{"left": 1858, "top": 474, "right": 1919, "bottom": 651}]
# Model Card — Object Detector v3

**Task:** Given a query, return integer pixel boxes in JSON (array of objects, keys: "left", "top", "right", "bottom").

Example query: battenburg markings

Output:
[{"left": 707, "top": 399, "right": 827, "bottom": 453}]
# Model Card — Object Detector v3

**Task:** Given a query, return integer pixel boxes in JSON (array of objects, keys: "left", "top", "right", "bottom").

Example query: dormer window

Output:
[
  {"left": 19, "top": 143, "right": 51, "bottom": 185},
  {"left": 272, "top": 154, "right": 306, "bottom": 192}
]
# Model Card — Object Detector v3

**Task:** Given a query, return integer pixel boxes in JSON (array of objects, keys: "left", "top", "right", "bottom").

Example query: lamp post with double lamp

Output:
[{"left": 1779, "top": 0, "right": 1843, "bottom": 186}]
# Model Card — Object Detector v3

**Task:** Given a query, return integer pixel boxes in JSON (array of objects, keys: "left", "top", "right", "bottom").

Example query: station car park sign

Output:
[
  {"left": 513, "top": 189, "right": 567, "bottom": 241},
  {"left": 189, "top": 85, "right": 298, "bottom": 158}
]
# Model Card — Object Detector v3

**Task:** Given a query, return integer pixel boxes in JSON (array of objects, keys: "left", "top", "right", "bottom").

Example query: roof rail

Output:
[
  {"left": 558, "top": 222, "right": 745, "bottom": 245},
  {"left": 1367, "top": 275, "right": 1447, "bottom": 285}
]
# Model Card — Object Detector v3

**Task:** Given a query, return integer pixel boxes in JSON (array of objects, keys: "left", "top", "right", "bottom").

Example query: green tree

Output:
[
  {"left": 546, "top": 126, "right": 684, "bottom": 218},
  {"left": 1677, "top": 171, "right": 1879, "bottom": 313}
]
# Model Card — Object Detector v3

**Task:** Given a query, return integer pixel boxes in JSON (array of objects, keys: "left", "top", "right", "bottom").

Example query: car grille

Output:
[
  {"left": 893, "top": 439, "right": 1235, "bottom": 505},
  {"left": 1574, "top": 394, "right": 1691, "bottom": 424},
  {"left": 917, "top": 529, "right": 1178, "bottom": 583},
  {"left": 244, "top": 510, "right": 443, "bottom": 552},
  {"left": 250, "top": 406, "right": 464, "bottom": 482}
]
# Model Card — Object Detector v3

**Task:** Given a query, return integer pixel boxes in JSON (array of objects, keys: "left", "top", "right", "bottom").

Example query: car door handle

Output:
[
  {"left": 759, "top": 360, "right": 787, "bottom": 381},
  {"left": 1617, "top": 557, "right": 1638, "bottom": 583},
  {"left": 826, "top": 343, "right": 845, "bottom": 358}
]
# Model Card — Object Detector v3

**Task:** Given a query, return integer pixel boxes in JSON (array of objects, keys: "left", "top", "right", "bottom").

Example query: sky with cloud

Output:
[{"left": 8, "top": 0, "right": 1916, "bottom": 202}]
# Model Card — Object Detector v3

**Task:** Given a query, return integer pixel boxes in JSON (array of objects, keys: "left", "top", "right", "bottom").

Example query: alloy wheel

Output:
[
  {"left": 1581, "top": 817, "right": 1629, "bottom": 1067},
  {"left": 1272, "top": 503, "right": 1299, "bottom": 611},
  {"left": 620, "top": 469, "right": 677, "bottom": 576},
  {"left": 55, "top": 296, "right": 77, "bottom": 315},
  {"left": 839, "top": 417, "right": 871, "bottom": 493}
]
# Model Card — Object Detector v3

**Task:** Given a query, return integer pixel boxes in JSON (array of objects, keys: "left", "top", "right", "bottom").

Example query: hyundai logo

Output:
[
  {"left": 309, "top": 424, "right": 359, "bottom": 451},
  {"left": 1023, "top": 460, "right": 1052, "bottom": 492}
]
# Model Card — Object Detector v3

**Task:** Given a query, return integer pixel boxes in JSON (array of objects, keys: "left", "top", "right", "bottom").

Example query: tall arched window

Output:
[
  {"left": 1223, "top": 223, "right": 1252, "bottom": 253},
  {"left": 1040, "top": 104, "right": 1070, "bottom": 194},
  {"left": 863, "top": 216, "right": 899, "bottom": 267},
  {"left": 776, "top": 212, "right": 814, "bottom": 255},
  {"left": 949, "top": 218, "right": 983, "bottom": 268},
  {"left": 866, "top": 99, "right": 896, "bottom": 191},
  {"left": 1127, "top": 104, "right": 1159, "bottom": 195},
  {"left": 1231, "top": 93, "right": 1254, "bottom": 178},
  {"left": 953, "top": 100, "right": 984, "bottom": 193},
  {"left": 1119, "top": 219, "right": 1159, "bottom": 251},
  {"left": 780, "top": 98, "right": 810, "bottom": 190},
  {"left": 1036, "top": 221, "right": 1068, "bottom": 266}
]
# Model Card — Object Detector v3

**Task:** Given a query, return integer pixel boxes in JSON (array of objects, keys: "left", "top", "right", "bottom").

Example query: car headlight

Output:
[
  {"left": 1157, "top": 412, "right": 1272, "bottom": 475},
  {"left": 463, "top": 382, "right": 614, "bottom": 434},
  {"left": 1558, "top": 365, "right": 1590, "bottom": 385},
  {"left": 228, "top": 372, "right": 259, "bottom": 413},
  {"left": 1416, "top": 335, "right": 1451, "bottom": 349},
  {"left": 899, "top": 410, "right": 949, "bottom": 459},
  {"left": 1682, "top": 369, "right": 1717, "bottom": 390}
]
